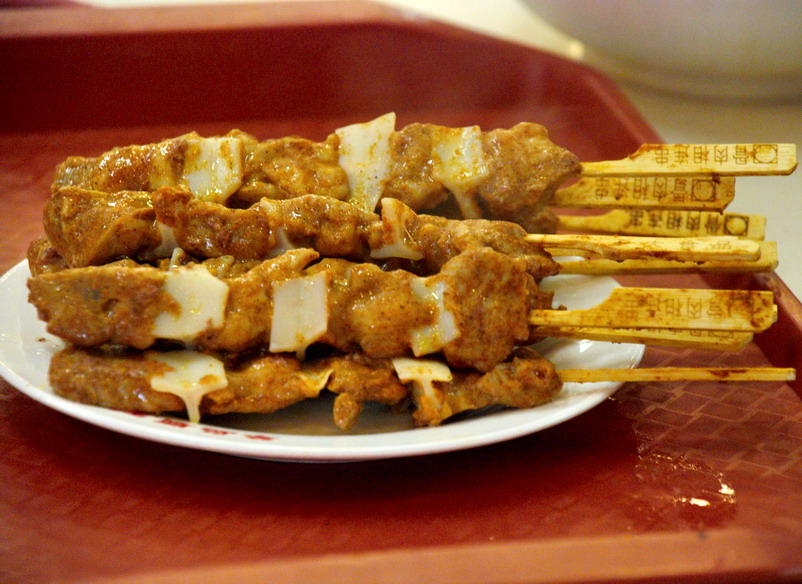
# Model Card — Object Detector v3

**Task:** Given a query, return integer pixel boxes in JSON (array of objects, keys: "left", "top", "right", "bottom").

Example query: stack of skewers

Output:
[{"left": 25, "top": 113, "right": 798, "bottom": 431}]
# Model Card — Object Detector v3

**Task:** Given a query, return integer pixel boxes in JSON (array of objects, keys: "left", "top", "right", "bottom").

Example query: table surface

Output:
[
  {"left": 0, "top": 3, "right": 800, "bottom": 583},
  {"left": 71, "top": 0, "right": 802, "bottom": 303}
]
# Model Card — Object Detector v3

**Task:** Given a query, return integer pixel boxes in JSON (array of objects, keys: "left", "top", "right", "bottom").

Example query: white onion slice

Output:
[
  {"left": 392, "top": 357, "right": 452, "bottom": 419},
  {"left": 430, "top": 125, "right": 488, "bottom": 219},
  {"left": 409, "top": 278, "right": 459, "bottom": 356},
  {"left": 148, "top": 350, "right": 228, "bottom": 423},
  {"left": 370, "top": 198, "right": 424, "bottom": 261},
  {"left": 336, "top": 112, "right": 396, "bottom": 213},
  {"left": 182, "top": 136, "right": 243, "bottom": 203},
  {"left": 269, "top": 271, "right": 330, "bottom": 359},
  {"left": 152, "top": 264, "right": 229, "bottom": 342}
]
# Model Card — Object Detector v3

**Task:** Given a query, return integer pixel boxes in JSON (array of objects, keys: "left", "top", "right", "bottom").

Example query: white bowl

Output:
[{"left": 522, "top": 0, "right": 802, "bottom": 100}]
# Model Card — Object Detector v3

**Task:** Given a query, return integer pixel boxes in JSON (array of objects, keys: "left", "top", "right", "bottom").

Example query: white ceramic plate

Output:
[{"left": 0, "top": 261, "right": 643, "bottom": 462}]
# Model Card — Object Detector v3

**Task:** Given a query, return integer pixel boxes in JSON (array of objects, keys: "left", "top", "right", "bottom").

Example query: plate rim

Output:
[{"left": 0, "top": 260, "right": 645, "bottom": 462}]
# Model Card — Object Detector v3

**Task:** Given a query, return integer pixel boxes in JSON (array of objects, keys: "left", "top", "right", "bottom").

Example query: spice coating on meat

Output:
[
  {"left": 28, "top": 248, "right": 544, "bottom": 371},
  {"left": 194, "top": 249, "right": 318, "bottom": 352},
  {"left": 237, "top": 132, "right": 349, "bottom": 205},
  {"left": 28, "top": 249, "right": 316, "bottom": 351},
  {"left": 439, "top": 250, "right": 533, "bottom": 371},
  {"left": 311, "top": 258, "right": 431, "bottom": 358},
  {"left": 34, "top": 116, "right": 581, "bottom": 430},
  {"left": 383, "top": 123, "right": 448, "bottom": 211},
  {"left": 479, "top": 123, "right": 581, "bottom": 231},
  {"left": 39, "top": 186, "right": 560, "bottom": 281},
  {"left": 28, "top": 264, "right": 171, "bottom": 349},
  {"left": 322, "top": 353, "right": 409, "bottom": 430},
  {"left": 27, "top": 237, "right": 69, "bottom": 276},
  {"left": 306, "top": 247, "right": 537, "bottom": 371},
  {"left": 159, "top": 189, "right": 560, "bottom": 280},
  {"left": 414, "top": 347, "right": 562, "bottom": 426},
  {"left": 154, "top": 188, "right": 278, "bottom": 261},
  {"left": 44, "top": 188, "right": 160, "bottom": 268},
  {"left": 48, "top": 346, "right": 562, "bottom": 429},
  {"left": 50, "top": 119, "right": 581, "bottom": 230},
  {"left": 159, "top": 188, "right": 376, "bottom": 261},
  {"left": 219, "top": 354, "right": 332, "bottom": 414},
  {"left": 49, "top": 347, "right": 178, "bottom": 412},
  {"left": 408, "top": 212, "right": 559, "bottom": 280},
  {"left": 49, "top": 347, "right": 330, "bottom": 418},
  {"left": 53, "top": 133, "right": 194, "bottom": 194}
]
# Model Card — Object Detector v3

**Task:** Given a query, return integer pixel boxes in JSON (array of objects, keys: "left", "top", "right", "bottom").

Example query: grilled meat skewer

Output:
[
  {"left": 40, "top": 186, "right": 560, "bottom": 281},
  {"left": 28, "top": 248, "right": 552, "bottom": 372},
  {"left": 52, "top": 114, "right": 582, "bottom": 231},
  {"left": 49, "top": 346, "right": 562, "bottom": 429}
]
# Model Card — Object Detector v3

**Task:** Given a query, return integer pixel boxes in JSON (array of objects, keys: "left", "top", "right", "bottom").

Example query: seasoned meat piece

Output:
[
  {"left": 28, "top": 264, "right": 170, "bottom": 349},
  {"left": 156, "top": 189, "right": 559, "bottom": 280},
  {"left": 53, "top": 130, "right": 348, "bottom": 208},
  {"left": 53, "top": 133, "right": 196, "bottom": 194},
  {"left": 311, "top": 259, "right": 432, "bottom": 358},
  {"left": 27, "top": 237, "right": 69, "bottom": 276},
  {"left": 308, "top": 248, "right": 536, "bottom": 371},
  {"left": 44, "top": 187, "right": 161, "bottom": 267},
  {"left": 43, "top": 185, "right": 558, "bottom": 280},
  {"left": 322, "top": 353, "right": 409, "bottom": 430},
  {"left": 54, "top": 130, "right": 254, "bottom": 205},
  {"left": 155, "top": 188, "right": 276, "bottom": 260},
  {"left": 478, "top": 123, "right": 581, "bottom": 231},
  {"left": 193, "top": 251, "right": 315, "bottom": 353},
  {"left": 408, "top": 211, "right": 559, "bottom": 280},
  {"left": 448, "top": 347, "right": 561, "bottom": 408},
  {"left": 49, "top": 346, "right": 562, "bottom": 429},
  {"left": 522, "top": 208, "right": 559, "bottom": 235},
  {"left": 413, "top": 347, "right": 562, "bottom": 426},
  {"left": 220, "top": 353, "right": 332, "bottom": 415},
  {"left": 383, "top": 123, "right": 448, "bottom": 211},
  {"left": 237, "top": 132, "right": 349, "bottom": 206},
  {"left": 50, "top": 346, "right": 179, "bottom": 412},
  {"left": 437, "top": 248, "right": 534, "bottom": 371}
]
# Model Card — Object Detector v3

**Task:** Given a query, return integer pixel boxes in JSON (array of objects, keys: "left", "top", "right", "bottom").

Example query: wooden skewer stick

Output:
[
  {"left": 533, "top": 326, "right": 753, "bottom": 351},
  {"left": 581, "top": 143, "right": 797, "bottom": 177},
  {"left": 529, "top": 287, "right": 777, "bottom": 332},
  {"left": 553, "top": 176, "right": 736, "bottom": 210},
  {"left": 557, "top": 242, "right": 778, "bottom": 275},
  {"left": 555, "top": 210, "right": 765, "bottom": 240},
  {"left": 558, "top": 367, "right": 796, "bottom": 383},
  {"left": 526, "top": 234, "right": 761, "bottom": 262}
]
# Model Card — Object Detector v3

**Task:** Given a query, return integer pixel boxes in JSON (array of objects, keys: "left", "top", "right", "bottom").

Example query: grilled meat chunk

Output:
[
  {"left": 478, "top": 122, "right": 580, "bottom": 231},
  {"left": 238, "top": 132, "right": 350, "bottom": 204},
  {"left": 44, "top": 187, "right": 161, "bottom": 268}
]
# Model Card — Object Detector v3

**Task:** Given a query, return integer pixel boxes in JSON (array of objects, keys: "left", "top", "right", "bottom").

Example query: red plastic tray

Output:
[{"left": 1, "top": 2, "right": 800, "bottom": 582}]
